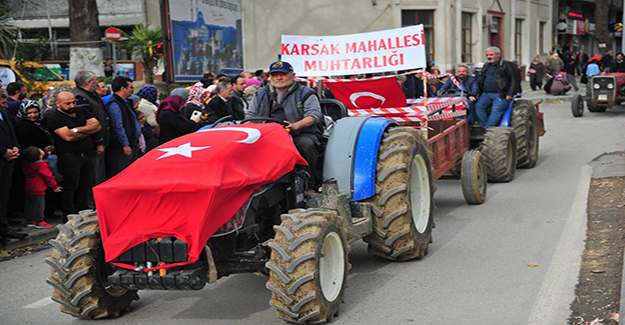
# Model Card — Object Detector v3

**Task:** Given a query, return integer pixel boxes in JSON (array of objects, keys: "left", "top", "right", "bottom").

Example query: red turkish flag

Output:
[
  {"left": 93, "top": 124, "right": 307, "bottom": 267},
  {"left": 326, "top": 78, "right": 407, "bottom": 109}
]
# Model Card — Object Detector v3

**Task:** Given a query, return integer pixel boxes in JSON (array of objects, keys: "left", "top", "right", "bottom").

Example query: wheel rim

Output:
[
  {"left": 409, "top": 154, "right": 431, "bottom": 233},
  {"left": 319, "top": 232, "right": 345, "bottom": 302}
]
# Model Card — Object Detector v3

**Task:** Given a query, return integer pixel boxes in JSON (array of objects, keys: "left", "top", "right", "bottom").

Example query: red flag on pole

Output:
[
  {"left": 93, "top": 124, "right": 307, "bottom": 266},
  {"left": 325, "top": 78, "right": 407, "bottom": 109}
]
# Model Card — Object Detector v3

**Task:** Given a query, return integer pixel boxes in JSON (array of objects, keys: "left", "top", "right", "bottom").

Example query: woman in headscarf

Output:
[
  {"left": 136, "top": 85, "right": 160, "bottom": 149},
  {"left": 15, "top": 100, "right": 55, "bottom": 154},
  {"left": 156, "top": 96, "right": 202, "bottom": 144},
  {"left": 184, "top": 84, "right": 211, "bottom": 119}
]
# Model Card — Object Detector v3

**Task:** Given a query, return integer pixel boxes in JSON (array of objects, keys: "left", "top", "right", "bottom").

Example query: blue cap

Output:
[{"left": 269, "top": 61, "right": 294, "bottom": 74}]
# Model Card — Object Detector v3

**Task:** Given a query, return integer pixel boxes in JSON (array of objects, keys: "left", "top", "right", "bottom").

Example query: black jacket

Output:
[{"left": 478, "top": 58, "right": 521, "bottom": 99}]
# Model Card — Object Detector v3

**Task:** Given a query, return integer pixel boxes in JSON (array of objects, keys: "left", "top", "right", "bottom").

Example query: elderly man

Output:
[
  {"left": 206, "top": 81, "right": 243, "bottom": 122},
  {"left": 46, "top": 92, "right": 101, "bottom": 220},
  {"left": 72, "top": 71, "right": 107, "bottom": 185},
  {"left": 474, "top": 46, "right": 521, "bottom": 127},
  {"left": 247, "top": 61, "right": 323, "bottom": 192}
]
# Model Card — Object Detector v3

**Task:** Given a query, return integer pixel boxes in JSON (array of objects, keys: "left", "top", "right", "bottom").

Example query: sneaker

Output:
[
  {"left": 26, "top": 221, "right": 37, "bottom": 228},
  {"left": 35, "top": 221, "right": 53, "bottom": 229}
]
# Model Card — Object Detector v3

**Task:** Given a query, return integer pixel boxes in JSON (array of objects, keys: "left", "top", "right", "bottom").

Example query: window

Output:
[
  {"left": 515, "top": 19, "right": 523, "bottom": 62},
  {"left": 461, "top": 13, "right": 473, "bottom": 63},
  {"left": 402, "top": 10, "right": 435, "bottom": 63}
]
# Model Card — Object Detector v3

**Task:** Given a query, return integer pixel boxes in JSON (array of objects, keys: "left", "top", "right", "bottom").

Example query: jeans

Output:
[
  {"left": 24, "top": 195, "right": 45, "bottom": 223},
  {"left": 58, "top": 152, "right": 94, "bottom": 218},
  {"left": 475, "top": 92, "right": 512, "bottom": 127}
]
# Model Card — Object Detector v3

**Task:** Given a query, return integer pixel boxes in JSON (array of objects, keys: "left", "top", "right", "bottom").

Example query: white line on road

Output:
[
  {"left": 23, "top": 296, "right": 54, "bottom": 309},
  {"left": 527, "top": 164, "right": 591, "bottom": 325}
]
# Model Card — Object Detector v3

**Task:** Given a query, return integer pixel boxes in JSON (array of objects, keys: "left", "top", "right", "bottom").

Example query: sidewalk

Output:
[{"left": 0, "top": 217, "right": 61, "bottom": 251}]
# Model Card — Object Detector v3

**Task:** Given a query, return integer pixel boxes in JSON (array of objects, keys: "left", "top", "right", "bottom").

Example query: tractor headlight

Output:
[
  {"left": 607, "top": 83, "right": 614, "bottom": 89},
  {"left": 594, "top": 83, "right": 601, "bottom": 89}
]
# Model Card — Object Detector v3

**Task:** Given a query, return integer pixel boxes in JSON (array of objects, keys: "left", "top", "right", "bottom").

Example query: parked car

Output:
[{"left": 0, "top": 59, "right": 74, "bottom": 100}]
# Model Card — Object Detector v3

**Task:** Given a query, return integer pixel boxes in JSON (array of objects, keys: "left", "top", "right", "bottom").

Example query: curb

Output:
[{"left": 0, "top": 225, "right": 59, "bottom": 251}]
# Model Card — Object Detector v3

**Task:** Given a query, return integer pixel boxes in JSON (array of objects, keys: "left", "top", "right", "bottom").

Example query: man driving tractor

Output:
[
  {"left": 246, "top": 61, "right": 323, "bottom": 193},
  {"left": 474, "top": 46, "right": 521, "bottom": 127}
]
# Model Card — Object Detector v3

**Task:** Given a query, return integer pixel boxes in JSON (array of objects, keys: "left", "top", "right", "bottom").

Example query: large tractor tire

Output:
[
  {"left": 46, "top": 210, "right": 138, "bottom": 319},
  {"left": 479, "top": 127, "right": 517, "bottom": 182},
  {"left": 571, "top": 94, "right": 584, "bottom": 117},
  {"left": 511, "top": 100, "right": 539, "bottom": 169},
  {"left": 266, "top": 208, "right": 349, "bottom": 324},
  {"left": 461, "top": 149, "right": 487, "bottom": 205},
  {"left": 363, "top": 127, "right": 434, "bottom": 260}
]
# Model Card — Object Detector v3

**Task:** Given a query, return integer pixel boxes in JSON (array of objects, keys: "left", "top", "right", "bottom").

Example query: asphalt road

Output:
[{"left": 2, "top": 98, "right": 625, "bottom": 325}]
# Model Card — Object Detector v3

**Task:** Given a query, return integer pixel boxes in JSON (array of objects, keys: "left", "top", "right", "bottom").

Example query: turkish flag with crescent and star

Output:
[
  {"left": 325, "top": 78, "right": 408, "bottom": 110},
  {"left": 93, "top": 124, "right": 307, "bottom": 268}
]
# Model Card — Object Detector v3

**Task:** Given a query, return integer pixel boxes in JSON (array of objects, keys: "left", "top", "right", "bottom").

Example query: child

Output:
[{"left": 21, "top": 146, "right": 62, "bottom": 228}]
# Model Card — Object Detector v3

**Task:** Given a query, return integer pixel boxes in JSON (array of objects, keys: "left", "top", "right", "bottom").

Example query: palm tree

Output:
[
  {"left": 117, "top": 24, "right": 163, "bottom": 84},
  {"left": 0, "top": 10, "right": 16, "bottom": 59}
]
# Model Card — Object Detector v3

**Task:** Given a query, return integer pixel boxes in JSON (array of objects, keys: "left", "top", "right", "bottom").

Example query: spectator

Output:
[
  {"left": 614, "top": 53, "right": 625, "bottom": 73},
  {"left": 475, "top": 46, "right": 520, "bottom": 127},
  {"left": 206, "top": 81, "right": 242, "bottom": 123},
  {"left": 546, "top": 53, "right": 564, "bottom": 75},
  {"left": 104, "top": 59, "right": 114, "bottom": 77},
  {"left": 247, "top": 60, "right": 323, "bottom": 192},
  {"left": 231, "top": 74, "right": 248, "bottom": 112},
  {"left": 564, "top": 54, "right": 580, "bottom": 91},
  {"left": 21, "top": 146, "right": 61, "bottom": 228},
  {"left": 15, "top": 100, "right": 55, "bottom": 155},
  {"left": 156, "top": 96, "right": 201, "bottom": 144},
  {"left": 45, "top": 83, "right": 74, "bottom": 113},
  {"left": 184, "top": 85, "right": 210, "bottom": 119},
  {"left": 45, "top": 91, "right": 101, "bottom": 221},
  {"left": 243, "top": 84, "right": 261, "bottom": 104},
  {"left": 135, "top": 110, "right": 153, "bottom": 154},
  {"left": 170, "top": 88, "right": 189, "bottom": 100},
  {"left": 602, "top": 49, "right": 615, "bottom": 72},
  {"left": 547, "top": 73, "right": 571, "bottom": 95},
  {"left": 528, "top": 56, "right": 546, "bottom": 91},
  {"left": 577, "top": 50, "right": 589, "bottom": 76},
  {"left": 136, "top": 85, "right": 160, "bottom": 147},
  {"left": 95, "top": 81, "right": 109, "bottom": 97},
  {"left": 0, "top": 95, "right": 27, "bottom": 241},
  {"left": 5, "top": 82, "right": 27, "bottom": 126},
  {"left": 72, "top": 71, "right": 108, "bottom": 185},
  {"left": 473, "top": 62, "right": 485, "bottom": 80},
  {"left": 105, "top": 76, "right": 141, "bottom": 178}
]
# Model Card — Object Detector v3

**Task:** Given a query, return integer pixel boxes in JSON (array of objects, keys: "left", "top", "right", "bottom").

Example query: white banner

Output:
[{"left": 281, "top": 25, "right": 427, "bottom": 77}]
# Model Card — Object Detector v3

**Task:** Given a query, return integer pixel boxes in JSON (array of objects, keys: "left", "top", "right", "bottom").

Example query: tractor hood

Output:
[{"left": 93, "top": 124, "right": 307, "bottom": 266}]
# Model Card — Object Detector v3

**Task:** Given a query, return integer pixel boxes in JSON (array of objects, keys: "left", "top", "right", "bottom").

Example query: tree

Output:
[
  {"left": 116, "top": 24, "right": 163, "bottom": 85},
  {"left": 68, "top": 0, "right": 104, "bottom": 80},
  {"left": 0, "top": 8, "right": 16, "bottom": 59},
  {"left": 595, "top": 0, "right": 611, "bottom": 52}
]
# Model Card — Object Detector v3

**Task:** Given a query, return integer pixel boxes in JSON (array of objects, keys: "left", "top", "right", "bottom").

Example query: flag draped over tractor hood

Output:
[{"left": 93, "top": 124, "right": 307, "bottom": 266}]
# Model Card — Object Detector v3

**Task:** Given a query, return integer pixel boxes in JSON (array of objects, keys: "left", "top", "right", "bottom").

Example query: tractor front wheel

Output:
[
  {"left": 46, "top": 210, "right": 138, "bottom": 319},
  {"left": 571, "top": 94, "right": 584, "bottom": 117},
  {"left": 266, "top": 208, "right": 349, "bottom": 324},
  {"left": 461, "top": 149, "right": 487, "bottom": 205}
]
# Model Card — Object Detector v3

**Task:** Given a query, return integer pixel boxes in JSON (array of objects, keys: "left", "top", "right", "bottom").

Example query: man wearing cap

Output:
[{"left": 247, "top": 61, "right": 323, "bottom": 193}]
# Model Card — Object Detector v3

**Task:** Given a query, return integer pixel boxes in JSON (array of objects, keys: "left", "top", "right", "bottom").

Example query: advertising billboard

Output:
[{"left": 165, "top": 0, "right": 243, "bottom": 82}]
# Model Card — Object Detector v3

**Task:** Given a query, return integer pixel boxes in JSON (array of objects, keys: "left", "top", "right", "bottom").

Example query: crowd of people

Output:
[{"left": 0, "top": 69, "right": 273, "bottom": 241}]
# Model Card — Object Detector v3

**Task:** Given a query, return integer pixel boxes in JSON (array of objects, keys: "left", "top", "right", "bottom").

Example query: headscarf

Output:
[
  {"left": 136, "top": 85, "right": 159, "bottom": 105},
  {"left": 186, "top": 85, "right": 210, "bottom": 107},
  {"left": 16, "top": 100, "right": 54, "bottom": 145},
  {"left": 156, "top": 95, "right": 186, "bottom": 123},
  {"left": 170, "top": 88, "right": 189, "bottom": 100}
]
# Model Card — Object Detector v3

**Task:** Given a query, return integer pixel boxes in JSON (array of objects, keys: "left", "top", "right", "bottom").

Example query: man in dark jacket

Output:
[
  {"left": 439, "top": 65, "right": 479, "bottom": 122},
  {"left": 247, "top": 61, "right": 323, "bottom": 191},
  {"left": 206, "top": 81, "right": 243, "bottom": 122},
  {"left": 72, "top": 71, "right": 107, "bottom": 185},
  {"left": 475, "top": 46, "right": 521, "bottom": 127},
  {"left": 105, "top": 76, "right": 141, "bottom": 179}
]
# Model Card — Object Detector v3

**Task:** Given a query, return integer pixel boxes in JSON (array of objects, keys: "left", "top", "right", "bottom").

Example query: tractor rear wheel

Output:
[
  {"left": 363, "top": 127, "right": 434, "bottom": 260},
  {"left": 46, "top": 210, "right": 138, "bottom": 319},
  {"left": 266, "top": 208, "right": 349, "bottom": 324},
  {"left": 461, "top": 149, "right": 487, "bottom": 205},
  {"left": 571, "top": 94, "right": 584, "bottom": 117},
  {"left": 511, "top": 100, "right": 539, "bottom": 169},
  {"left": 479, "top": 127, "right": 517, "bottom": 182}
]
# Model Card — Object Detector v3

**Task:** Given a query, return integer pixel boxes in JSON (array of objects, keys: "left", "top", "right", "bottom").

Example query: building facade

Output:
[{"left": 8, "top": 0, "right": 553, "bottom": 77}]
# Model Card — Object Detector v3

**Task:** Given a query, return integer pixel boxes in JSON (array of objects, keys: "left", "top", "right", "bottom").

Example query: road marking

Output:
[
  {"left": 23, "top": 297, "right": 54, "bottom": 309},
  {"left": 527, "top": 164, "right": 590, "bottom": 325}
]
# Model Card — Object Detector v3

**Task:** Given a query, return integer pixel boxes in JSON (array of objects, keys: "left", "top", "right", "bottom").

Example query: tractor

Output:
[
  {"left": 571, "top": 72, "right": 625, "bottom": 117},
  {"left": 46, "top": 116, "right": 435, "bottom": 324}
]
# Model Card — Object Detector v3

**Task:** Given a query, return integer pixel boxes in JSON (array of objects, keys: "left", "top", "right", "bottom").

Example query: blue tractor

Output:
[{"left": 46, "top": 116, "right": 434, "bottom": 323}]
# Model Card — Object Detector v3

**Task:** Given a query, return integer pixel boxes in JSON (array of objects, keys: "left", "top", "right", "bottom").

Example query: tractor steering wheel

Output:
[{"left": 240, "top": 117, "right": 290, "bottom": 127}]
